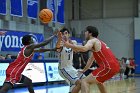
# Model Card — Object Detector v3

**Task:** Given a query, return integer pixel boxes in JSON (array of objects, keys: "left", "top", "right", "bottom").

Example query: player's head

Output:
[
  {"left": 85, "top": 26, "right": 98, "bottom": 40},
  {"left": 22, "top": 35, "right": 34, "bottom": 45},
  {"left": 60, "top": 27, "right": 70, "bottom": 39}
]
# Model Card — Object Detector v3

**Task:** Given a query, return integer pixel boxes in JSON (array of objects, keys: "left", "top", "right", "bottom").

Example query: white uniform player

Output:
[
  {"left": 59, "top": 46, "right": 84, "bottom": 90},
  {"left": 56, "top": 28, "right": 85, "bottom": 93}
]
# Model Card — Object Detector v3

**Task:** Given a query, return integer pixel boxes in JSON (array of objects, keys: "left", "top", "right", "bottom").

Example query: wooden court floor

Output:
[
  {"left": 9, "top": 77, "right": 140, "bottom": 93},
  {"left": 90, "top": 78, "right": 139, "bottom": 93}
]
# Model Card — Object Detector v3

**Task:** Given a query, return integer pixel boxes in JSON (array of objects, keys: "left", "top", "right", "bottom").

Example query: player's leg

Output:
[
  {"left": 71, "top": 79, "right": 81, "bottom": 93},
  {"left": 81, "top": 75, "right": 107, "bottom": 93},
  {"left": 131, "top": 68, "right": 135, "bottom": 77},
  {"left": 97, "top": 82, "right": 107, "bottom": 93},
  {"left": 124, "top": 67, "right": 130, "bottom": 79},
  {"left": 60, "top": 68, "right": 81, "bottom": 93},
  {"left": 71, "top": 73, "right": 85, "bottom": 93},
  {"left": 96, "top": 68, "right": 118, "bottom": 93},
  {"left": 19, "top": 75, "right": 34, "bottom": 93},
  {"left": 81, "top": 74, "right": 93, "bottom": 93},
  {"left": 0, "top": 82, "right": 13, "bottom": 93}
]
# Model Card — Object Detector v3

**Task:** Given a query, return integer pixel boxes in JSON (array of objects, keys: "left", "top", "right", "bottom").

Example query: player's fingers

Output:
[
  {"left": 58, "top": 32, "right": 62, "bottom": 39},
  {"left": 62, "top": 37, "right": 66, "bottom": 43},
  {"left": 59, "top": 41, "right": 63, "bottom": 46},
  {"left": 78, "top": 69, "right": 84, "bottom": 73}
]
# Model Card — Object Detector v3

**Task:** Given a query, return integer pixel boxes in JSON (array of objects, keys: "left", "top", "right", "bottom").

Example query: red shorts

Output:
[
  {"left": 92, "top": 67, "right": 119, "bottom": 83},
  {"left": 5, "top": 72, "right": 22, "bottom": 85}
]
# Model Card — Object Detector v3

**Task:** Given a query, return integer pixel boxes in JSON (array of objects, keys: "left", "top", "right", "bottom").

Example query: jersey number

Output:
[{"left": 68, "top": 54, "right": 70, "bottom": 60}]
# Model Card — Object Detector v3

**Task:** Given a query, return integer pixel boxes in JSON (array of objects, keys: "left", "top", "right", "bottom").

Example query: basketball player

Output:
[
  {"left": 0, "top": 32, "right": 60, "bottom": 93},
  {"left": 63, "top": 26, "right": 120, "bottom": 93},
  {"left": 56, "top": 28, "right": 85, "bottom": 93}
]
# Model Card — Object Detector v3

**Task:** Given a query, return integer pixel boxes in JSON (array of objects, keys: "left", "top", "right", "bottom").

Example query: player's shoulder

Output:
[{"left": 87, "top": 38, "right": 99, "bottom": 44}]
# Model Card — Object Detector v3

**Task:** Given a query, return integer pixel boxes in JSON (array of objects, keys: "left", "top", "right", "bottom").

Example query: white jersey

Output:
[
  {"left": 58, "top": 41, "right": 85, "bottom": 93},
  {"left": 59, "top": 47, "right": 73, "bottom": 69}
]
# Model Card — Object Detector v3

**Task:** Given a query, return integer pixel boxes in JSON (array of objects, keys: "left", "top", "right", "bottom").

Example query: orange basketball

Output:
[{"left": 39, "top": 9, "right": 53, "bottom": 23}]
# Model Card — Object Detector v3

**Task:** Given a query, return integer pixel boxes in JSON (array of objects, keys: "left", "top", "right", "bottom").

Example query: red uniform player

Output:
[
  {"left": 64, "top": 26, "right": 120, "bottom": 93},
  {"left": 0, "top": 33, "right": 59, "bottom": 93}
]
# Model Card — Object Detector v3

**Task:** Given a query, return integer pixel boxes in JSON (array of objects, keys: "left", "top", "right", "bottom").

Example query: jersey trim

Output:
[{"left": 23, "top": 46, "right": 34, "bottom": 58}]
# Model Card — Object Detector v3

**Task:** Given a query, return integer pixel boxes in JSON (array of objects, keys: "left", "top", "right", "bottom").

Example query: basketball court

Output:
[
  {"left": 9, "top": 77, "right": 140, "bottom": 93},
  {"left": 0, "top": 0, "right": 140, "bottom": 93}
]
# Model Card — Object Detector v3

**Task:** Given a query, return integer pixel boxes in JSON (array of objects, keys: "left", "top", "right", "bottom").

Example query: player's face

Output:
[
  {"left": 85, "top": 31, "right": 90, "bottom": 40},
  {"left": 63, "top": 31, "right": 69, "bottom": 39}
]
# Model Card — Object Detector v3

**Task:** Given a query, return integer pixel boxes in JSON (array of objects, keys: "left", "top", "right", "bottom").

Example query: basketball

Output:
[{"left": 39, "top": 9, "right": 53, "bottom": 23}]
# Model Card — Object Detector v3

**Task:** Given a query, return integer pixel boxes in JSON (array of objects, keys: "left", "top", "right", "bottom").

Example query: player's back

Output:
[
  {"left": 59, "top": 47, "right": 73, "bottom": 69},
  {"left": 93, "top": 39, "right": 120, "bottom": 70},
  {"left": 6, "top": 46, "right": 33, "bottom": 74}
]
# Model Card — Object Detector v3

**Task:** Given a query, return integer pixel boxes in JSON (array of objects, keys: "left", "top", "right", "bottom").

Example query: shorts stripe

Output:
[{"left": 60, "top": 68, "right": 78, "bottom": 84}]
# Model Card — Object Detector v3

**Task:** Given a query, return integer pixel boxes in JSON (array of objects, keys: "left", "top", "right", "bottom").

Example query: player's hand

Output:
[
  {"left": 63, "top": 38, "right": 71, "bottom": 48},
  {"left": 58, "top": 41, "right": 63, "bottom": 46},
  {"left": 57, "top": 31, "right": 62, "bottom": 39},
  {"left": 0, "top": 31, "right": 6, "bottom": 35},
  {"left": 56, "top": 32, "right": 63, "bottom": 49},
  {"left": 78, "top": 69, "right": 85, "bottom": 73},
  {"left": 63, "top": 41, "right": 70, "bottom": 47},
  {"left": 56, "top": 41, "right": 63, "bottom": 49},
  {"left": 77, "top": 70, "right": 84, "bottom": 77}
]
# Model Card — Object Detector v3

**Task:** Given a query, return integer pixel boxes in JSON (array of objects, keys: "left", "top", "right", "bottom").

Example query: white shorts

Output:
[{"left": 59, "top": 67, "right": 85, "bottom": 85}]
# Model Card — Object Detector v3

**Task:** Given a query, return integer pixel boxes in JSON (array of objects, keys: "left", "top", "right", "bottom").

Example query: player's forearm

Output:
[
  {"left": 56, "top": 38, "right": 62, "bottom": 48},
  {"left": 43, "top": 35, "right": 56, "bottom": 45},
  {"left": 68, "top": 44, "right": 88, "bottom": 52},
  {"left": 35, "top": 35, "right": 56, "bottom": 48},
  {"left": 42, "top": 48, "right": 56, "bottom": 52},
  {"left": 36, "top": 48, "right": 56, "bottom": 52},
  {"left": 83, "top": 57, "right": 94, "bottom": 72}
]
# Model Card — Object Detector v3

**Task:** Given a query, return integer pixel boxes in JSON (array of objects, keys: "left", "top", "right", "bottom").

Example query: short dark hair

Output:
[
  {"left": 60, "top": 27, "right": 70, "bottom": 34},
  {"left": 22, "top": 35, "right": 32, "bottom": 45},
  {"left": 86, "top": 26, "right": 98, "bottom": 37}
]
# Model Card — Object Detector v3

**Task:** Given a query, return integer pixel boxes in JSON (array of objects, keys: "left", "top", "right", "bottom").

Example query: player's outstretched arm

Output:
[
  {"left": 24, "top": 31, "right": 61, "bottom": 57},
  {"left": 24, "top": 31, "right": 59, "bottom": 57},
  {"left": 28, "top": 31, "right": 61, "bottom": 50},
  {"left": 34, "top": 48, "right": 57, "bottom": 53},
  {"left": 55, "top": 32, "right": 63, "bottom": 52},
  {"left": 32, "top": 35, "right": 56, "bottom": 49},
  {"left": 64, "top": 39, "right": 94, "bottom": 52},
  {"left": 79, "top": 53, "right": 95, "bottom": 73}
]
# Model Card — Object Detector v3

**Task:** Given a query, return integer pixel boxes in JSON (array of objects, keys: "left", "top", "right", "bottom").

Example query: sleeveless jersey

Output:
[
  {"left": 59, "top": 47, "right": 73, "bottom": 69},
  {"left": 93, "top": 40, "right": 120, "bottom": 70},
  {"left": 6, "top": 46, "right": 34, "bottom": 78}
]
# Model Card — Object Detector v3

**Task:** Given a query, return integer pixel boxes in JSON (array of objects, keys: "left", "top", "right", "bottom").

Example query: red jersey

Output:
[
  {"left": 5, "top": 46, "right": 33, "bottom": 84},
  {"left": 93, "top": 41, "right": 120, "bottom": 70},
  {"left": 92, "top": 40, "right": 120, "bottom": 83},
  {"left": 130, "top": 60, "right": 135, "bottom": 66}
]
